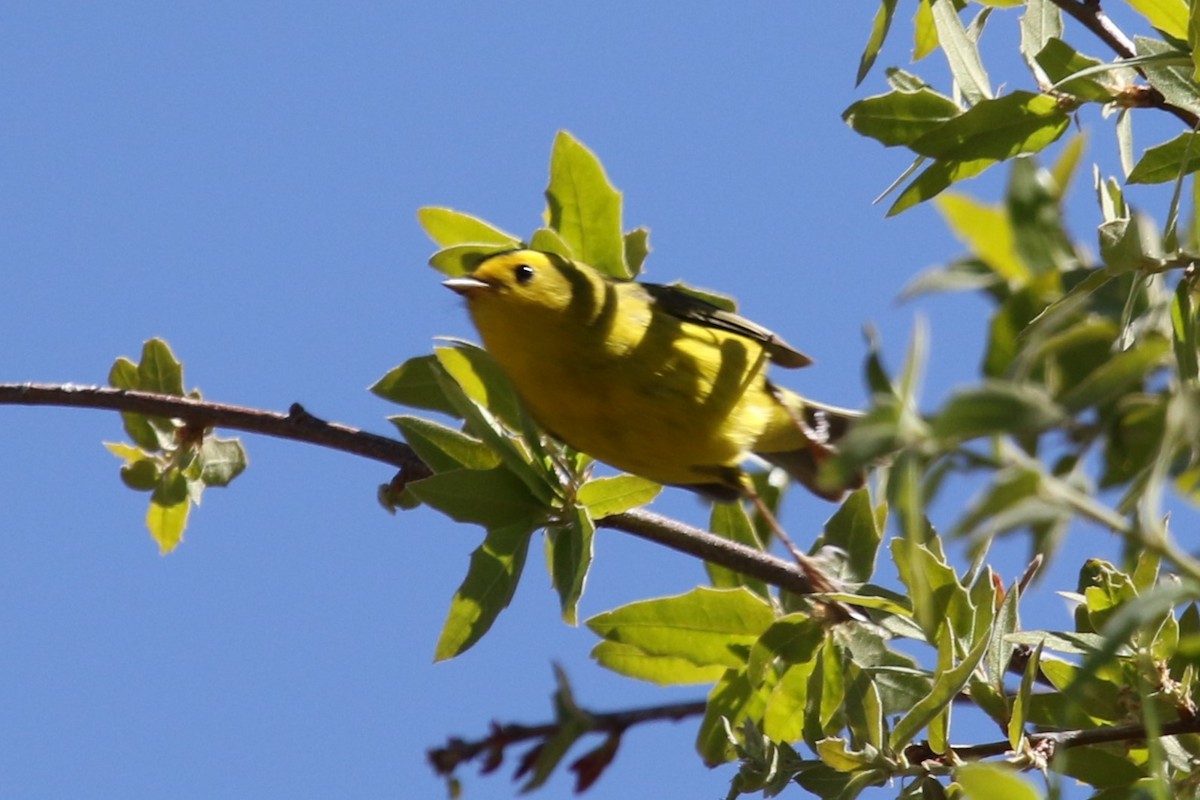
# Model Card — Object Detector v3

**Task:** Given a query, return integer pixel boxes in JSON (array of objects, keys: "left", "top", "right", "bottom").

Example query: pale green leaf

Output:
[
  {"left": 576, "top": 474, "right": 660, "bottom": 518},
  {"left": 147, "top": 496, "right": 189, "bottom": 555},
  {"left": 545, "top": 131, "right": 629, "bottom": 278},
  {"left": 416, "top": 207, "right": 520, "bottom": 249},
  {"left": 956, "top": 763, "right": 1041, "bottom": 800},
  {"left": 586, "top": 587, "right": 774, "bottom": 669},
  {"left": 1127, "top": 0, "right": 1189, "bottom": 40},
  {"left": 935, "top": 192, "right": 1029, "bottom": 281},
  {"left": 589, "top": 640, "right": 727, "bottom": 685},
  {"left": 843, "top": 88, "right": 961, "bottom": 148},
  {"left": 929, "top": 0, "right": 992, "bottom": 104}
]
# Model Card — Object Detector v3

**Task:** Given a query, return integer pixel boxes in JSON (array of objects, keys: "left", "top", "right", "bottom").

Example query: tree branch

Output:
[
  {"left": 0, "top": 382, "right": 838, "bottom": 600},
  {"left": 1050, "top": 0, "right": 1200, "bottom": 128},
  {"left": 427, "top": 699, "right": 707, "bottom": 781}
]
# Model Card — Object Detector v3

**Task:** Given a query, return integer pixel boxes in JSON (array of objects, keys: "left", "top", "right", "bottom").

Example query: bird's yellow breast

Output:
[{"left": 465, "top": 276, "right": 781, "bottom": 487}]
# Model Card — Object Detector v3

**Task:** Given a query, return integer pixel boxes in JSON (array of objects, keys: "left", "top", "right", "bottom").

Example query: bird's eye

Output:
[{"left": 514, "top": 264, "right": 535, "bottom": 284}]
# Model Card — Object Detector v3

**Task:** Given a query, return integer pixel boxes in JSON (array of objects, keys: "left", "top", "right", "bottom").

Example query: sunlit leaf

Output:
[{"left": 545, "top": 131, "right": 630, "bottom": 278}]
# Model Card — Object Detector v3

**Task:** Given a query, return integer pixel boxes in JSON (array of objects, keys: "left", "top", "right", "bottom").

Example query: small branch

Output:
[
  {"left": 0, "top": 383, "right": 840, "bottom": 602},
  {"left": 906, "top": 714, "right": 1200, "bottom": 766},
  {"left": 428, "top": 699, "right": 707, "bottom": 778},
  {"left": 1050, "top": 0, "right": 1200, "bottom": 128}
]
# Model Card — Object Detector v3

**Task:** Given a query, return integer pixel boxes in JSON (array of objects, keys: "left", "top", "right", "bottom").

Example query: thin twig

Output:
[
  {"left": 428, "top": 699, "right": 707, "bottom": 777},
  {"left": 0, "top": 382, "right": 840, "bottom": 601},
  {"left": 1049, "top": 0, "right": 1200, "bottom": 128}
]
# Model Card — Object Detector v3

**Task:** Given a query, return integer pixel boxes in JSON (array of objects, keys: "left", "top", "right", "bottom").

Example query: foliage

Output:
[
  {"left": 105, "top": 339, "right": 247, "bottom": 553},
  {"left": 61, "top": 1, "right": 1200, "bottom": 797}
]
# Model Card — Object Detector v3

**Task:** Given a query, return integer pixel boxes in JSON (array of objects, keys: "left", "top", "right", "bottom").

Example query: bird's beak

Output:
[{"left": 443, "top": 276, "right": 491, "bottom": 297}]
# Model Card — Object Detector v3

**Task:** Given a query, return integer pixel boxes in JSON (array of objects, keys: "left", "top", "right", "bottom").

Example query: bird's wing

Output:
[{"left": 639, "top": 282, "right": 813, "bottom": 368}]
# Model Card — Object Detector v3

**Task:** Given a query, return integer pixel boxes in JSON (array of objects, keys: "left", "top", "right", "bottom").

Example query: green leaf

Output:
[
  {"left": 1007, "top": 156, "right": 1080, "bottom": 275},
  {"left": 1056, "top": 335, "right": 1170, "bottom": 413},
  {"left": 931, "top": 381, "right": 1065, "bottom": 442},
  {"left": 528, "top": 226, "right": 574, "bottom": 259},
  {"left": 434, "top": 343, "right": 526, "bottom": 434},
  {"left": 1008, "top": 639, "right": 1042, "bottom": 748},
  {"left": 1127, "top": 0, "right": 1189, "bottom": 40},
  {"left": 706, "top": 501, "right": 768, "bottom": 595},
  {"left": 1036, "top": 38, "right": 1120, "bottom": 102},
  {"left": 929, "top": 0, "right": 992, "bottom": 104},
  {"left": 985, "top": 583, "right": 1019, "bottom": 689},
  {"left": 889, "top": 157, "right": 994, "bottom": 215},
  {"left": 913, "top": 0, "right": 938, "bottom": 61},
  {"left": 817, "top": 488, "right": 882, "bottom": 584},
  {"left": 545, "top": 131, "right": 629, "bottom": 279},
  {"left": 429, "top": 353, "right": 558, "bottom": 506},
  {"left": 428, "top": 243, "right": 511, "bottom": 277},
  {"left": 586, "top": 587, "right": 774, "bottom": 670},
  {"left": 1192, "top": 0, "right": 1200, "bottom": 81},
  {"left": 416, "top": 207, "right": 520, "bottom": 248},
  {"left": 520, "top": 666, "right": 590, "bottom": 792},
  {"left": 747, "top": 614, "right": 824, "bottom": 686},
  {"left": 697, "top": 670, "right": 765, "bottom": 766},
  {"left": 889, "top": 629, "right": 990, "bottom": 752},
  {"left": 137, "top": 338, "right": 185, "bottom": 396},
  {"left": 434, "top": 520, "right": 536, "bottom": 660},
  {"left": 935, "top": 191, "right": 1029, "bottom": 282},
  {"left": 857, "top": 0, "right": 898, "bottom": 85},
  {"left": 955, "top": 763, "right": 1041, "bottom": 800},
  {"left": 371, "top": 355, "right": 460, "bottom": 417},
  {"left": 763, "top": 659, "right": 820, "bottom": 742},
  {"left": 892, "top": 537, "right": 971, "bottom": 646},
  {"left": 843, "top": 88, "right": 961, "bottom": 147},
  {"left": 843, "top": 660, "right": 884, "bottom": 750},
  {"left": 198, "top": 436, "right": 247, "bottom": 487},
  {"left": 147, "top": 496, "right": 189, "bottom": 555},
  {"left": 1136, "top": 36, "right": 1200, "bottom": 118},
  {"left": 1128, "top": 132, "right": 1200, "bottom": 184},
  {"left": 623, "top": 227, "right": 651, "bottom": 277},
  {"left": 1019, "top": 0, "right": 1063, "bottom": 77},
  {"left": 909, "top": 91, "right": 1069, "bottom": 161},
  {"left": 1172, "top": 276, "right": 1200, "bottom": 383},
  {"left": 576, "top": 474, "right": 660, "bottom": 518},
  {"left": 546, "top": 505, "right": 594, "bottom": 625},
  {"left": 119, "top": 457, "right": 161, "bottom": 492},
  {"left": 589, "top": 640, "right": 727, "bottom": 685},
  {"left": 390, "top": 415, "right": 499, "bottom": 473},
  {"left": 108, "top": 357, "right": 139, "bottom": 391},
  {"left": 407, "top": 466, "right": 546, "bottom": 528}
]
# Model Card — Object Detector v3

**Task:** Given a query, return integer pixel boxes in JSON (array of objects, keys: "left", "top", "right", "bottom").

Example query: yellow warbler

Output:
[{"left": 444, "top": 249, "right": 860, "bottom": 501}]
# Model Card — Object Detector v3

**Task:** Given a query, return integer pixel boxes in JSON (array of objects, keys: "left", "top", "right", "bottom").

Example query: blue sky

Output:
[{"left": 1, "top": 4, "right": 1165, "bottom": 799}]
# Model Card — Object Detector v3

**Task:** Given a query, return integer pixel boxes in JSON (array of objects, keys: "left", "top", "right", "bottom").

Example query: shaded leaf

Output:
[{"left": 434, "top": 520, "right": 537, "bottom": 660}]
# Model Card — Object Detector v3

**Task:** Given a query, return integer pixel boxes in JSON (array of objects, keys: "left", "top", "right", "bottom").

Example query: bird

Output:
[{"left": 443, "top": 249, "right": 860, "bottom": 503}]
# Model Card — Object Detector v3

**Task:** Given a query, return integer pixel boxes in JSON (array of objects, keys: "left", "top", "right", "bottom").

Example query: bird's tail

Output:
[{"left": 754, "top": 387, "right": 864, "bottom": 502}]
